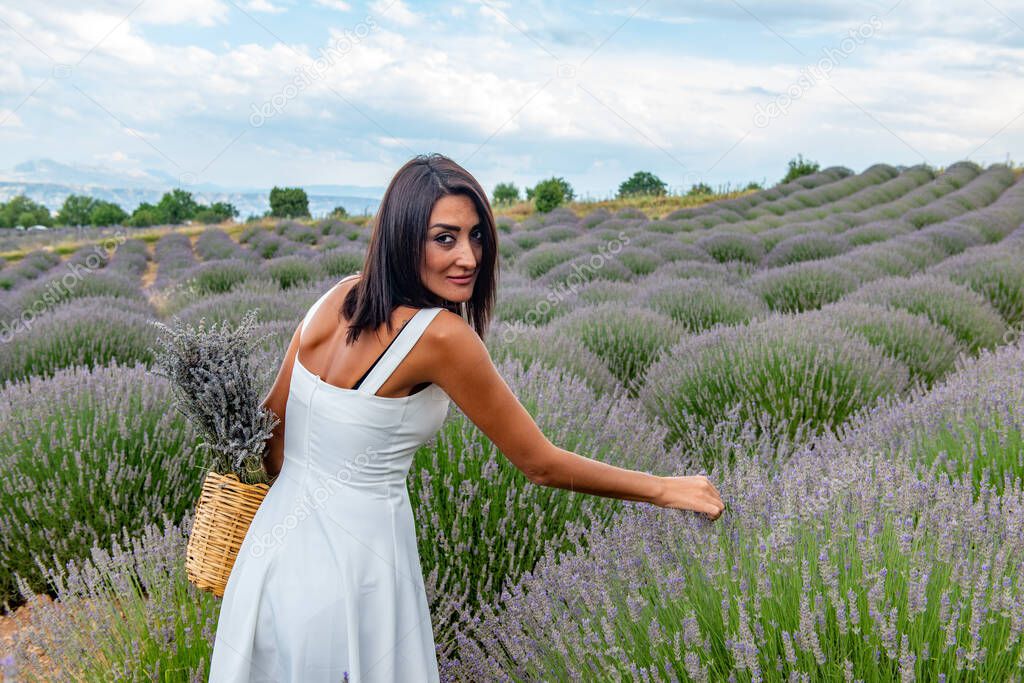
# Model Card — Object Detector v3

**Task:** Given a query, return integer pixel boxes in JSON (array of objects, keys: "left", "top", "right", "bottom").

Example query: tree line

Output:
[
  {"left": 0, "top": 185, "right": 334, "bottom": 229},
  {"left": 490, "top": 155, "right": 821, "bottom": 212}
]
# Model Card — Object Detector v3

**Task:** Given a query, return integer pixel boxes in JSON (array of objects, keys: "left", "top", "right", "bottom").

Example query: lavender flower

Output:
[{"left": 150, "top": 309, "right": 278, "bottom": 484}]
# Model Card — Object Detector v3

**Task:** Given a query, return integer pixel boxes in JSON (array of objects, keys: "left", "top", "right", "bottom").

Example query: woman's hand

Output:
[{"left": 653, "top": 475, "right": 725, "bottom": 520}]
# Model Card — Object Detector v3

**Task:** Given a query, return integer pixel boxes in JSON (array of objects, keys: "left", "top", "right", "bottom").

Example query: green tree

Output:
[
  {"left": 617, "top": 171, "right": 667, "bottom": 198},
  {"left": 0, "top": 195, "right": 52, "bottom": 228},
  {"left": 56, "top": 194, "right": 98, "bottom": 226},
  {"left": 156, "top": 189, "right": 198, "bottom": 224},
  {"left": 686, "top": 182, "right": 714, "bottom": 197},
  {"left": 329, "top": 205, "right": 349, "bottom": 218},
  {"left": 532, "top": 178, "right": 568, "bottom": 213},
  {"left": 492, "top": 182, "right": 520, "bottom": 205},
  {"left": 782, "top": 154, "right": 820, "bottom": 184},
  {"left": 127, "top": 202, "right": 163, "bottom": 227},
  {"left": 554, "top": 177, "right": 574, "bottom": 202},
  {"left": 269, "top": 186, "right": 310, "bottom": 218},
  {"left": 89, "top": 200, "right": 128, "bottom": 226},
  {"left": 193, "top": 201, "right": 239, "bottom": 224},
  {"left": 744, "top": 180, "right": 764, "bottom": 191}
]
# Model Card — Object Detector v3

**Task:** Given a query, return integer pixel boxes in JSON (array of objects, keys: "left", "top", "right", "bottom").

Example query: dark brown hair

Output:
[{"left": 340, "top": 153, "right": 498, "bottom": 344}]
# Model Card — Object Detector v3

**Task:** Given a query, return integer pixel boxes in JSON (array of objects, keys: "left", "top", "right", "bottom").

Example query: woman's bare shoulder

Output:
[
  {"left": 323, "top": 273, "right": 362, "bottom": 309},
  {"left": 426, "top": 308, "right": 480, "bottom": 347}
]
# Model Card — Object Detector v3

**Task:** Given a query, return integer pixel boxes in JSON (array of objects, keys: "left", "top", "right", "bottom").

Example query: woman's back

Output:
[{"left": 296, "top": 274, "right": 436, "bottom": 399}]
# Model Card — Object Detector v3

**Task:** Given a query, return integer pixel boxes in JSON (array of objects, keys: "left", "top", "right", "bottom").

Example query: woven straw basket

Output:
[{"left": 186, "top": 470, "right": 270, "bottom": 597}]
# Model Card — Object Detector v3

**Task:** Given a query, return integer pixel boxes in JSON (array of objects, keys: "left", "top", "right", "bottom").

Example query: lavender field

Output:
[{"left": 2, "top": 160, "right": 1024, "bottom": 681}]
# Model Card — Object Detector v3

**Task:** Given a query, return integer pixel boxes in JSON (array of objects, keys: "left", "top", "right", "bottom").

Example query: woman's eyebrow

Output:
[{"left": 429, "top": 222, "right": 481, "bottom": 230}]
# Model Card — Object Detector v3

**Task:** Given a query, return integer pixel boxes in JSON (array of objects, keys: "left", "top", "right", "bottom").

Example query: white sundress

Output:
[{"left": 207, "top": 281, "right": 451, "bottom": 682}]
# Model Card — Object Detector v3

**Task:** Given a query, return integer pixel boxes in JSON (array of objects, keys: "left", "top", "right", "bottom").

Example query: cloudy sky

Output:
[{"left": 1, "top": 0, "right": 1023, "bottom": 199}]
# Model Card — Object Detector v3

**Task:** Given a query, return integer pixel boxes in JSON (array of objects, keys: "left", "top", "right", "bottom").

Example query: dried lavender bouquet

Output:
[{"left": 150, "top": 309, "right": 279, "bottom": 486}]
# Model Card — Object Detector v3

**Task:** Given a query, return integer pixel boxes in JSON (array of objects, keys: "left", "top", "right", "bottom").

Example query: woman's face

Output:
[{"left": 421, "top": 193, "right": 484, "bottom": 304}]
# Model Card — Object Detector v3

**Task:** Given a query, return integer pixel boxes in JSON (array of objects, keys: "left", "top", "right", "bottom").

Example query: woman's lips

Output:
[{"left": 447, "top": 274, "right": 474, "bottom": 285}]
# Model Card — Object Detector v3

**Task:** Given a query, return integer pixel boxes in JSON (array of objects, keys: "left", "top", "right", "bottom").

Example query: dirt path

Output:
[
  {"left": 0, "top": 595, "right": 58, "bottom": 681},
  {"left": 141, "top": 241, "right": 158, "bottom": 290}
]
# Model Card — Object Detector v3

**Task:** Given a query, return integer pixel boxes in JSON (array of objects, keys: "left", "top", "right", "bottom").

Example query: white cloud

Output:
[
  {"left": 0, "top": 62, "right": 26, "bottom": 91},
  {"left": 314, "top": 0, "right": 352, "bottom": 10},
  {"left": 122, "top": 126, "right": 160, "bottom": 141},
  {"left": 370, "top": 0, "right": 420, "bottom": 27},
  {"left": 3, "top": 0, "right": 1024, "bottom": 192},
  {"left": 135, "top": 0, "right": 229, "bottom": 26},
  {"left": 243, "top": 0, "right": 287, "bottom": 14}
]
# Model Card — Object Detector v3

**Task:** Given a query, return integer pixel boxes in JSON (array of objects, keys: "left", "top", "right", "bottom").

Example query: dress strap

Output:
[
  {"left": 299, "top": 273, "right": 361, "bottom": 339},
  {"left": 357, "top": 307, "right": 444, "bottom": 396}
]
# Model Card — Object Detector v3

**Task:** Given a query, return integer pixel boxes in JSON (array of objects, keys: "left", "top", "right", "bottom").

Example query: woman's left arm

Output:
[{"left": 261, "top": 322, "right": 303, "bottom": 481}]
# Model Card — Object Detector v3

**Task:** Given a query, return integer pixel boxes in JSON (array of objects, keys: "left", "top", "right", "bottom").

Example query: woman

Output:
[{"left": 207, "top": 153, "right": 724, "bottom": 682}]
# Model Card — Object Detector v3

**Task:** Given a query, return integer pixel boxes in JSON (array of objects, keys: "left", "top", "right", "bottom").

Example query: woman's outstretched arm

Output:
[{"left": 421, "top": 311, "right": 725, "bottom": 519}]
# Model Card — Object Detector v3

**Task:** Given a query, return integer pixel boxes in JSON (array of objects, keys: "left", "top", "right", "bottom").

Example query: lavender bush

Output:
[
  {"left": 841, "top": 220, "right": 915, "bottom": 246},
  {"left": 0, "top": 298, "right": 158, "bottom": 383},
  {"left": 486, "top": 321, "right": 621, "bottom": 399},
  {"left": 830, "top": 334, "right": 1024, "bottom": 497},
  {"left": 261, "top": 254, "right": 324, "bottom": 289},
  {"left": 106, "top": 238, "right": 150, "bottom": 278},
  {"left": 538, "top": 253, "right": 634, "bottom": 289},
  {"left": 545, "top": 302, "right": 682, "bottom": 394},
  {"left": 638, "top": 313, "right": 909, "bottom": 458},
  {"left": 745, "top": 261, "right": 862, "bottom": 313},
  {"left": 615, "top": 246, "right": 665, "bottom": 276},
  {"left": 696, "top": 232, "right": 765, "bottom": 264},
  {"left": 566, "top": 279, "right": 637, "bottom": 306},
  {"left": 657, "top": 241, "right": 713, "bottom": 263},
  {"left": 152, "top": 233, "right": 198, "bottom": 290},
  {"left": 194, "top": 228, "right": 248, "bottom": 261},
  {"left": 2, "top": 270, "right": 143, "bottom": 327},
  {"left": 11, "top": 513, "right": 219, "bottom": 682},
  {"left": 845, "top": 274, "right": 1008, "bottom": 354},
  {"left": 926, "top": 242, "right": 1024, "bottom": 326},
  {"left": 0, "top": 362, "right": 203, "bottom": 608},
  {"left": 180, "top": 258, "right": 255, "bottom": 295},
  {"left": 0, "top": 250, "right": 62, "bottom": 291},
  {"left": 641, "top": 276, "right": 767, "bottom": 332},
  {"left": 761, "top": 233, "right": 848, "bottom": 268},
  {"left": 806, "top": 302, "right": 965, "bottom": 389},
  {"left": 493, "top": 284, "right": 574, "bottom": 326},
  {"left": 516, "top": 242, "right": 580, "bottom": 279},
  {"left": 650, "top": 259, "right": 742, "bottom": 284},
  {"left": 175, "top": 288, "right": 310, "bottom": 328},
  {"left": 314, "top": 247, "right": 364, "bottom": 278},
  {"left": 916, "top": 223, "right": 985, "bottom": 256}
]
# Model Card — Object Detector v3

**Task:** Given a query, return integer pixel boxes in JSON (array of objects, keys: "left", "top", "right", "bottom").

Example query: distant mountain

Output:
[
  {"left": 5, "top": 159, "right": 180, "bottom": 189},
  {"left": 0, "top": 159, "right": 384, "bottom": 218}
]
